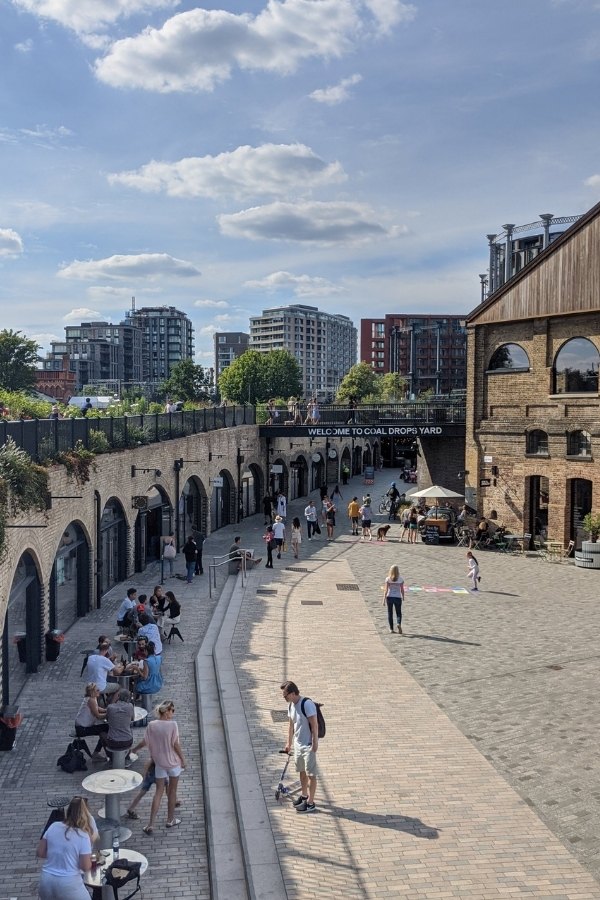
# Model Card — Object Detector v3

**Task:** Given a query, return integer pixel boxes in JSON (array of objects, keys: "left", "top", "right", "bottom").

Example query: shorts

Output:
[
  {"left": 293, "top": 744, "right": 317, "bottom": 776},
  {"left": 154, "top": 763, "right": 182, "bottom": 779},
  {"left": 361, "top": 520, "right": 371, "bottom": 528}
]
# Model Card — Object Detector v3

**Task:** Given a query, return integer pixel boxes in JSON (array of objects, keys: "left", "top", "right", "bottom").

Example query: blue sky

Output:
[{"left": 1, "top": 0, "right": 600, "bottom": 366}]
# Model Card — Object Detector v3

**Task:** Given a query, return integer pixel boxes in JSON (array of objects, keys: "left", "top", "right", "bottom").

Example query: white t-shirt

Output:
[
  {"left": 304, "top": 505, "right": 317, "bottom": 522},
  {"left": 385, "top": 576, "right": 405, "bottom": 598},
  {"left": 116, "top": 597, "right": 135, "bottom": 621},
  {"left": 289, "top": 697, "right": 317, "bottom": 748},
  {"left": 84, "top": 654, "right": 114, "bottom": 690},
  {"left": 273, "top": 521, "right": 286, "bottom": 540},
  {"left": 138, "top": 622, "right": 163, "bottom": 655},
  {"left": 42, "top": 821, "right": 93, "bottom": 876},
  {"left": 277, "top": 496, "right": 287, "bottom": 518}
]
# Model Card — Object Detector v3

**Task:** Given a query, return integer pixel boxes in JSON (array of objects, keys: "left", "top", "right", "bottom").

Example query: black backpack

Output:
[
  {"left": 104, "top": 857, "right": 142, "bottom": 900},
  {"left": 300, "top": 697, "right": 326, "bottom": 739},
  {"left": 57, "top": 741, "right": 88, "bottom": 773}
]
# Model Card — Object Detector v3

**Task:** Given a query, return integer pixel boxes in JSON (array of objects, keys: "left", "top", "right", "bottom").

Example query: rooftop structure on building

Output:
[
  {"left": 36, "top": 349, "right": 76, "bottom": 402},
  {"left": 361, "top": 314, "right": 467, "bottom": 396},
  {"left": 249, "top": 304, "right": 357, "bottom": 400},
  {"left": 123, "top": 304, "right": 194, "bottom": 381},
  {"left": 480, "top": 212, "right": 583, "bottom": 300},
  {"left": 214, "top": 332, "right": 249, "bottom": 385}
]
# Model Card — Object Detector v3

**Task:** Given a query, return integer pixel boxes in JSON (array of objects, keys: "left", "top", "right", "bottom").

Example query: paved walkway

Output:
[{"left": 3, "top": 470, "right": 600, "bottom": 898}]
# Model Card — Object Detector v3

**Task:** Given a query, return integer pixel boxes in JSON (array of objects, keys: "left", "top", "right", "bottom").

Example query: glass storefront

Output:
[
  {"left": 2, "top": 552, "right": 42, "bottom": 704},
  {"left": 100, "top": 499, "right": 127, "bottom": 596},
  {"left": 50, "top": 523, "right": 90, "bottom": 631}
]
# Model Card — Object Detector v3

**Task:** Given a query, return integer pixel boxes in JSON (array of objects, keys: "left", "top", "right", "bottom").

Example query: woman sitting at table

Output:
[
  {"left": 74, "top": 683, "right": 108, "bottom": 760},
  {"left": 135, "top": 641, "right": 163, "bottom": 699},
  {"left": 162, "top": 591, "right": 181, "bottom": 635},
  {"left": 37, "top": 795, "right": 98, "bottom": 900}
]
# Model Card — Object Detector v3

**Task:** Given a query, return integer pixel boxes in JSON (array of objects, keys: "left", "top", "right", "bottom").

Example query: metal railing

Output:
[
  {"left": 0, "top": 406, "right": 255, "bottom": 462},
  {"left": 260, "top": 402, "right": 466, "bottom": 426},
  {"left": 209, "top": 550, "right": 253, "bottom": 598}
]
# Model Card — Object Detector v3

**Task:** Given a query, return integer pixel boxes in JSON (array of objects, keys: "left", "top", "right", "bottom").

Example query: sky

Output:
[{"left": 2, "top": 0, "right": 600, "bottom": 368}]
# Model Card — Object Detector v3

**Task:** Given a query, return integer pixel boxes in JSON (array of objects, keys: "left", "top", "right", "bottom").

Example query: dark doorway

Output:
[
  {"left": 50, "top": 523, "right": 91, "bottom": 630},
  {"left": 570, "top": 478, "right": 592, "bottom": 549},
  {"left": 2, "top": 552, "right": 42, "bottom": 704},
  {"left": 100, "top": 499, "right": 127, "bottom": 596},
  {"left": 527, "top": 475, "right": 549, "bottom": 539}
]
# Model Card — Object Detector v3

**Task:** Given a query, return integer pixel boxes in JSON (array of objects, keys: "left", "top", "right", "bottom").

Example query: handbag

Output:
[
  {"left": 104, "top": 857, "right": 142, "bottom": 900},
  {"left": 163, "top": 542, "right": 176, "bottom": 559}
]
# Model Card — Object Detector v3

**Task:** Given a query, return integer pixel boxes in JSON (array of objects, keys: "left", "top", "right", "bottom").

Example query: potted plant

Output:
[
  {"left": 0, "top": 705, "right": 22, "bottom": 751},
  {"left": 45, "top": 629, "right": 65, "bottom": 662},
  {"left": 582, "top": 512, "right": 600, "bottom": 542}
]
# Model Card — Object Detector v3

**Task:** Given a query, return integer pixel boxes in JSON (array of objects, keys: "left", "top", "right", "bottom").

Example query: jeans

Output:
[
  {"left": 186, "top": 561, "right": 195, "bottom": 583},
  {"left": 386, "top": 597, "right": 402, "bottom": 630},
  {"left": 75, "top": 722, "right": 108, "bottom": 753},
  {"left": 306, "top": 520, "right": 317, "bottom": 538},
  {"left": 164, "top": 557, "right": 174, "bottom": 576}
]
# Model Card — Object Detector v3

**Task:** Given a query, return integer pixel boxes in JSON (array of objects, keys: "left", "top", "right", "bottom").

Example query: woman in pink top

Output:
[{"left": 133, "top": 699, "right": 186, "bottom": 833}]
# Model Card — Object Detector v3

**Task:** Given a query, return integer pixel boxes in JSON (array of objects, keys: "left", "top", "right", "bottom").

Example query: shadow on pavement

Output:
[
  {"left": 405, "top": 633, "right": 481, "bottom": 646},
  {"left": 319, "top": 805, "right": 440, "bottom": 839}
]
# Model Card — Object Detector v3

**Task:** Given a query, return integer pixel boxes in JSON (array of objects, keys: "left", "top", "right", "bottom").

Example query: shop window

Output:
[
  {"left": 487, "top": 343, "right": 530, "bottom": 371},
  {"left": 553, "top": 338, "right": 599, "bottom": 393},
  {"left": 526, "top": 430, "right": 548, "bottom": 456},
  {"left": 567, "top": 430, "right": 592, "bottom": 457}
]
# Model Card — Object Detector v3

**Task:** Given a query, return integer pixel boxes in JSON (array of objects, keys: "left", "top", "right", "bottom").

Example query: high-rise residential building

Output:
[
  {"left": 214, "top": 332, "right": 249, "bottom": 384},
  {"left": 124, "top": 305, "right": 194, "bottom": 381},
  {"left": 49, "top": 321, "right": 143, "bottom": 392},
  {"left": 249, "top": 304, "right": 357, "bottom": 399},
  {"left": 361, "top": 314, "right": 467, "bottom": 396}
]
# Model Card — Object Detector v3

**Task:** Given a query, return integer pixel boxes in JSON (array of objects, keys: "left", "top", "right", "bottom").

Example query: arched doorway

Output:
[
  {"left": 353, "top": 444, "right": 362, "bottom": 475},
  {"left": 240, "top": 463, "right": 263, "bottom": 519},
  {"left": 311, "top": 452, "right": 324, "bottom": 492},
  {"left": 270, "top": 459, "right": 288, "bottom": 498},
  {"left": 180, "top": 476, "right": 208, "bottom": 544},
  {"left": 50, "top": 522, "right": 90, "bottom": 630},
  {"left": 341, "top": 448, "right": 351, "bottom": 483},
  {"left": 363, "top": 445, "right": 373, "bottom": 469},
  {"left": 211, "top": 469, "right": 235, "bottom": 531},
  {"left": 569, "top": 478, "right": 592, "bottom": 549},
  {"left": 135, "top": 485, "right": 172, "bottom": 571},
  {"left": 290, "top": 456, "right": 308, "bottom": 498},
  {"left": 526, "top": 475, "right": 549, "bottom": 540},
  {"left": 2, "top": 551, "right": 42, "bottom": 704},
  {"left": 326, "top": 447, "right": 339, "bottom": 486},
  {"left": 100, "top": 498, "right": 127, "bottom": 596}
]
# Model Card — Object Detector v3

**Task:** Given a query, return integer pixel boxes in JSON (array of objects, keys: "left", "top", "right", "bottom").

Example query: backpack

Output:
[
  {"left": 57, "top": 741, "right": 88, "bottom": 773},
  {"left": 104, "top": 857, "right": 142, "bottom": 900},
  {"left": 300, "top": 697, "right": 326, "bottom": 739}
]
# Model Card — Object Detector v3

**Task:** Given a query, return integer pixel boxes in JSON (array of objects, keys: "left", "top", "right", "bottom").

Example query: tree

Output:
[
  {"left": 0, "top": 330, "right": 39, "bottom": 392},
  {"left": 218, "top": 350, "right": 301, "bottom": 403},
  {"left": 378, "top": 372, "right": 408, "bottom": 402},
  {"left": 336, "top": 363, "right": 379, "bottom": 402},
  {"left": 162, "top": 359, "right": 212, "bottom": 403}
]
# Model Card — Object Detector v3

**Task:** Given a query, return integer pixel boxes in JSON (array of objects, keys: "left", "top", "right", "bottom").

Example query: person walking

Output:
[
  {"left": 331, "top": 484, "right": 344, "bottom": 504},
  {"left": 183, "top": 536, "right": 197, "bottom": 583},
  {"left": 263, "top": 524, "right": 275, "bottom": 567},
  {"left": 408, "top": 506, "right": 419, "bottom": 544},
  {"left": 387, "top": 482, "right": 400, "bottom": 521},
  {"left": 134, "top": 700, "right": 186, "bottom": 833},
  {"left": 263, "top": 494, "right": 273, "bottom": 526},
  {"left": 341, "top": 463, "right": 350, "bottom": 485},
  {"left": 37, "top": 796, "right": 98, "bottom": 900},
  {"left": 162, "top": 532, "right": 177, "bottom": 577},
  {"left": 325, "top": 500, "right": 336, "bottom": 541},
  {"left": 347, "top": 496, "right": 360, "bottom": 535},
  {"left": 359, "top": 498, "right": 372, "bottom": 541},
  {"left": 192, "top": 528, "right": 205, "bottom": 574},
  {"left": 276, "top": 491, "right": 287, "bottom": 521},
  {"left": 304, "top": 500, "right": 319, "bottom": 539},
  {"left": 273, "top": 515, "right": 286, "bottom": 558},
  {"left": 383, "top": 564, "right": 405, "bottom": 634},
  {"left": 467, "top": 551, "right": 481, "bottom": 591},
  {"left": 400, "top": 505, "right": 410, "bottom": 542},
  {"left": 291, "top": 517, "right": 302, "bottom": 558},
  {"left": 281, "top": 680, "right": 319, "bottom": 814}
]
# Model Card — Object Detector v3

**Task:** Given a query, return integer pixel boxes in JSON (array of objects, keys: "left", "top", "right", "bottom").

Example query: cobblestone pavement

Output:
[
  {"left": 229, "top": 473, "right": 600, "bottom": 898},
  {"left": 0, "top": 525, "right": 240, "bottom": 900}
]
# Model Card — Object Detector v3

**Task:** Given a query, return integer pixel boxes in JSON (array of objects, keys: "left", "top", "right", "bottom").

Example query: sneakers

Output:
[
  {"left": 397, "top": 625, "right": 403, "bottom": 634},
  {"left": 295, "top": 800, "right": 316, "bottom": 813},
  {"left": 293, "top": 794, "right": 308, "bottom": 807}
]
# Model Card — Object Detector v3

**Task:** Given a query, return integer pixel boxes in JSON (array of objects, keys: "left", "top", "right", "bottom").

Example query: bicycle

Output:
[{"left": 378, "top": 495, "right": 392, "bottom": 513}]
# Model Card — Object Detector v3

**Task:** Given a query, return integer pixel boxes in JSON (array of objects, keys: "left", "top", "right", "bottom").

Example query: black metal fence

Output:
[
  {"left": 260, "top": 402, "right": 466, "bottom": 426},
  {"left": 0, "top": 406, "right": 255, "bottom": 462}
]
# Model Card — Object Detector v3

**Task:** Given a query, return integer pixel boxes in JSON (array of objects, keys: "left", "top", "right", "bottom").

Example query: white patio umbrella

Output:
[{"left": 410, "top": 485, "right": 464, "bottom": 499}]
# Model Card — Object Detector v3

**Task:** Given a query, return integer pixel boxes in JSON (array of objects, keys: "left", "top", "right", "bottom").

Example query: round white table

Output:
[
  {"left": 84, "top": 847, "right": 148, "bottom": 899},
  {"left": 133, "top": 705, "right": 147, "bottom": 722},
  {"left": 82, "top": 768, "right": 142, "bottom": 823}
]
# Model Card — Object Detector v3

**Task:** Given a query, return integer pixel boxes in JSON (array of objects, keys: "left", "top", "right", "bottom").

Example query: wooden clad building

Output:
[{"left": 465, "top": 200, "right": 600, "bottom": 548}]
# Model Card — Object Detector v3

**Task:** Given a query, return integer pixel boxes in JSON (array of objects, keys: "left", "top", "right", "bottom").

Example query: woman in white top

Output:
[
  {"left": 466, "top": 551, "right": 480, "bottom": 591},
  {"left": 37, "top": 796, "right": 97, "bottom": 900},
  {"left": 290, "top": 517, "right": 302, "bottom": 559},
  {"left": 383, "top": 564, "right": 405, "bottom": 634}
]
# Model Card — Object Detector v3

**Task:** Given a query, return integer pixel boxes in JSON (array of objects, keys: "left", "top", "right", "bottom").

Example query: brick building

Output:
[{"left": 465, "top": 200, "right": 600, "bottom": 548}]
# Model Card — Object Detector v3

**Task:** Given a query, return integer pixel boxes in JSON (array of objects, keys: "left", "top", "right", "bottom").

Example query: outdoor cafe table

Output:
[
  {"left": 82, "top": 768, "right": 142, "bottom": 824},
  {"left": 133, "top": 705, "right": 147, "bottom": 723},
  {"left": 504, "top": 534, "right": 527, "bottom": 552},
  {"left": 84, "top": 847, "right": 148, "bottom": 900}
]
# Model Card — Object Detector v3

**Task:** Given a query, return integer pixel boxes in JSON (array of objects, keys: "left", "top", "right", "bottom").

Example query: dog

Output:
[{"left": 376, "top": 524, "right": 391, "bottom": 542}]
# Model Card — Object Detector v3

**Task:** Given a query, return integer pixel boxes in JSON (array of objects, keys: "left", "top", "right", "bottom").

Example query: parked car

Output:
[{"left": 421, "top": 506, "right": 457, "bottom": 542}]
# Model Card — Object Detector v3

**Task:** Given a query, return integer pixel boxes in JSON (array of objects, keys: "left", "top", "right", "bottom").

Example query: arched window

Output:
[
  {"left": 553, "top": 338, "right": 599, "bottom": 393},
  {"left": 488, "top": 343, "right": 530, "bottom": 371},
  {"left": 526, "top": 429, "right": 548, "bottom": 455},
  {"left": 567, "top": 430, "right": 592, "bottom": 457}
]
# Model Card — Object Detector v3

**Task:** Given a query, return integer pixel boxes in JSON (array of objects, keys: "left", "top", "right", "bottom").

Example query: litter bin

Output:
[
  {"left": 13, "top": 632, "right": 27, "bottom": 664},
  {"left": 45, "top": 630, "right": 64, "bottom": 662},
  {"left": 0, "top": 704, "right": 22, "bottom": 751}
]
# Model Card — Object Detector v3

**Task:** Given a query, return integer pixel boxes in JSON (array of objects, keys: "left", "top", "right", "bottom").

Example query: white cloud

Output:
[
  {"left": 584, "top": 174, "right": 600, "bottom": 189},
  {"left": 29, "top": 331, "right": 60, "bottom": 348},
  {"left": 0, "top": 228, "right": 24, "bottom": 257},
  {"left": 12, "top": 0, "right": 178, "bottom": 38},
  {"left": 193, "top": 299, "right": 229, "bottom": 308},
  {"left": 109, "top": 143, "right": 345, "bottom": 200},
  {"left": 310, "top": 73, "right": 362, "bottom": 105},
  {"left": 244, "top": 271, "right": 344, "bottom": 296},
  {"left": 14, "top": 38, "right": 33, "bottom": 52},
  {"left": 63, "top": 307, "right": 101, "bottom": 321},
  {"left": 95, "top": 0, "right": 415, "bottom": 93},
  {"left": 218, "top": 200, "right": 404, "bottom": 244},
  {"left": 58, "top": 252, "right": 201, "bottom": 280}
]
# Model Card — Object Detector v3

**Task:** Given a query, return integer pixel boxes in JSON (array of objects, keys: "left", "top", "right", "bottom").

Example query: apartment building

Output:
[
  {"left": 125, "top": 305, "right": 194, "bottom": 381},
  {"left": 214, "top": 332, "right": 249, "bottom": 383}
]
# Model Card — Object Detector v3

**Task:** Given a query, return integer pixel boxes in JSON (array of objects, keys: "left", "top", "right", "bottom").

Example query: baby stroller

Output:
[{"left": 274, "top": 750, "right": 301, "bottom": 802}]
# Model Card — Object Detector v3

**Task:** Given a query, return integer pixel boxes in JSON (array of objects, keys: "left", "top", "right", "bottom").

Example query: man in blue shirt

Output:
[{"left": 116, "top": 588, "right": 138, "bottom": 628}]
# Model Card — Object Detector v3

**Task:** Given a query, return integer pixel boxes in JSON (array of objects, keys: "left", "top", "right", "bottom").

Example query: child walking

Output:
[
  {"left": 291, "top": 517, "right": 302, "bottom": 559},
  {"left": 466, "top": 550, "right": 481, "bottom": 591},
  {"left": 263, "top": 525, "right": 274, "bottom": 568},
  {"left": 383, "top": 564, "right": 405, "bottom": 634}
]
